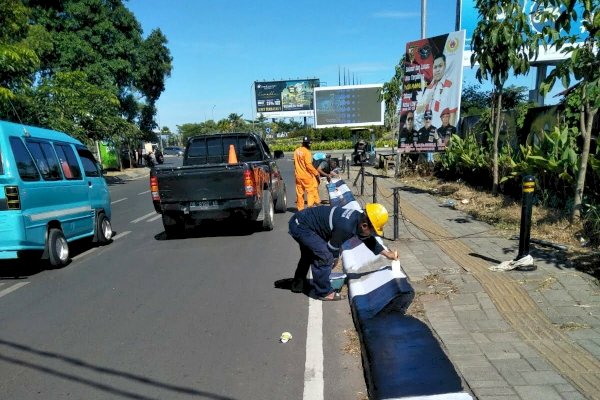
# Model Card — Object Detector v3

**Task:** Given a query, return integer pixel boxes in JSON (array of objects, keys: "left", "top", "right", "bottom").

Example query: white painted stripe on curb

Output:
[
  {"left": 0, "top": 282, "right": 29, "bottom": 299},
  {"left": 131, "top": 212, "right": 156, "bottom": 224},
  {"left": 148, "top": 214, "right": 162, "bottom": 222},
  {"left": 386, "top": 393, "right": 473, "bottom": 400},
  {"left": 348, "top": 269, "right": 401, "bottom": 298},
  {"left": 111, "top": 198, "right": 127, "bottom": 205},
  {"left": 304, "top": 296, "right": 324, "bottom": 400},
  {"left": 138, "top": 190, "right": 150, "bottom": 195}
]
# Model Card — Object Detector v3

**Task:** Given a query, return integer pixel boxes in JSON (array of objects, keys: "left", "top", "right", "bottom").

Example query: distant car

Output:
[{"left": 163, "top": 146, "right": 184, "bottom": 157}]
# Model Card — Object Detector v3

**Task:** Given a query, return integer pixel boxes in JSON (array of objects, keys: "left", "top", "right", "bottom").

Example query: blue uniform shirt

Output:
[{"left": 294, "top": 206, "right": 384, "bottom": 255}]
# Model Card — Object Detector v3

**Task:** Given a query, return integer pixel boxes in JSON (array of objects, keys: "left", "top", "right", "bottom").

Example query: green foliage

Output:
[
  {"left": 0, "top": 0, "right": 40, "bottom": 101},
  {"left": 32, "top": 71, "right": 142, "bottom": 143},
  {"left": 1, "top": 0, "right": 172, "bottom": 144},
  {"left": 582, "top": 202, "right": 600, "bottom": 246},
  {"left": 471, "top": 1, "right": 536, "bottom": 90},
  {"left": 381, "top": 55, "right": 405, "bottom": 129},
  {"left": 536, "top": 0, "right": 600, "bottom": 220}
]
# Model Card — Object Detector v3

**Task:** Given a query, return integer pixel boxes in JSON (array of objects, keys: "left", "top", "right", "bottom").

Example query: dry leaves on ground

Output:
[{"left": 396, "top": 175, "right": 598, "bottom": 276}]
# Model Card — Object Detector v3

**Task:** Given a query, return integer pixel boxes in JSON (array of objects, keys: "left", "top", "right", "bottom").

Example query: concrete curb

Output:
[{"left": 328, "top": 179, "right": 473, "bottom": 399}]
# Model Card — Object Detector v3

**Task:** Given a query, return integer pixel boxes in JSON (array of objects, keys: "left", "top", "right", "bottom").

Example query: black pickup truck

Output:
[{"left": 150, "top": 132, "right": 287, "bottom": 236}]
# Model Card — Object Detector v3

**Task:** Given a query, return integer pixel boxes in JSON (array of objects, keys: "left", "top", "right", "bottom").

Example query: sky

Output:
[{"left": 125, "top": 0, "right": 550, "bottom": 133}]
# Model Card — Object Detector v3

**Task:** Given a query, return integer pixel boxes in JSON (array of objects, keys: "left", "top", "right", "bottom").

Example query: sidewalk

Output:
[
  {"left": 103, "top": 167, "right": 149, "bottom": 183},
  {"left": 353, "top": 165, "right": 600, "bottom": 400}
]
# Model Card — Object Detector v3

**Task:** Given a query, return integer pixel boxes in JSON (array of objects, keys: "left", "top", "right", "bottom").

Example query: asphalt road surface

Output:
[{"left": 0, "top": 154, "right": 367, "bottom": 400}]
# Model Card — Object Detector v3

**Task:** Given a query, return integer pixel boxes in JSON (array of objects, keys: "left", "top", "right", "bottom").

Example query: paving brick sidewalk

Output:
[{"left": 351, "top": 165, "right": 600, "bottom": 400}]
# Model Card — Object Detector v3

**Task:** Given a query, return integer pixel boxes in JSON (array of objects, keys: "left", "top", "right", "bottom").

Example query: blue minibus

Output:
[{"left": 0, "top": 120, "right": 112, "bottom": 267}]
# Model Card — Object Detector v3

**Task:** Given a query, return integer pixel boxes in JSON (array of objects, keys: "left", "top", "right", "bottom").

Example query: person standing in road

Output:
[
  {"left": 288, "top": 203, "right": 398, "bottom": 299},
  {"left": 313, "top": 154, "right": 337, "bottom": 203},
  {"left": 293, "top": 136, "right": 320, "bottom": 211}
]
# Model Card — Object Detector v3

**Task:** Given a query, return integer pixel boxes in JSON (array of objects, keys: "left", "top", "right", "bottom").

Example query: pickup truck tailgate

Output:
[{"left": 156, "top": 164, "right": 247, "bottom": 202}]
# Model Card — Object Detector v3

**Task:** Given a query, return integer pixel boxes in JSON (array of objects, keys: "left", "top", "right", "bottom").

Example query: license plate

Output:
[{"left": 190, "top": 201, "right": 218, "bottom": 210}]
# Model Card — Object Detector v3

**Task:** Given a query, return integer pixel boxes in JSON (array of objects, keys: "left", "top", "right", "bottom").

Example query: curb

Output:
[{"left": 328, "top": 179, "right": 473, "bottom": 400}]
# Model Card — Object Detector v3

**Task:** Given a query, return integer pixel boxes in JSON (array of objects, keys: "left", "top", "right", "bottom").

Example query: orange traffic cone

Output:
[{"left": 228, "top": 144, "right": 238, "bottom": 164}]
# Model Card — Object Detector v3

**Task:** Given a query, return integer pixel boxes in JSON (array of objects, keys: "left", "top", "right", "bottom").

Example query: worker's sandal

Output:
[{"left": 319, "top": 291, "right": 345, "bottom": 301}]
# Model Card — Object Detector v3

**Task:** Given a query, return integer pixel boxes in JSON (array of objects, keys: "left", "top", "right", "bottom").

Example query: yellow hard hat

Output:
[{"left": 365, "top": 203, "right": 388, "bottom": 236}]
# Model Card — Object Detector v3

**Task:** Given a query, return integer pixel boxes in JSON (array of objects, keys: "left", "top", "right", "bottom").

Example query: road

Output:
[{"left": 0, "top": 155, "right": 367, "bottom": 400}]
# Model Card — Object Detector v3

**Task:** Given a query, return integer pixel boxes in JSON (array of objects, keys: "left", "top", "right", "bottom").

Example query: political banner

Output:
[{"left": 398, "top": 30, "right": 465, "bottom": 154}]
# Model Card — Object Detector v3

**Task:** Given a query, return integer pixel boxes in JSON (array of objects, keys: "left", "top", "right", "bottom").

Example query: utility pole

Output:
[{"left": 421, "top": 0, "right": 427, "bottom": 39}]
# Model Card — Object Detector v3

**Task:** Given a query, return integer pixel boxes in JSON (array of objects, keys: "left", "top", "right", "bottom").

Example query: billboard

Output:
[
  {"left": 314, "top": 84, "right": 384, "bottom": 129},
  {"left": 254, "top": 79, "right": 320, "bottom": 118},
  {"left": 398, "top": 30, "right": 465, "bottom": 153},
  {"left": 459, "top": 0, "right": 587, "bottom": 66}
]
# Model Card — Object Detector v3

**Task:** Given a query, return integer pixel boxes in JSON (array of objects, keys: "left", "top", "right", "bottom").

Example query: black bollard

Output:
[
  {"left": 393, "top": 187, "right": 400, "bottom": 240},
  {"left": 360, "top": 165, "right": 365, "bottom": 196},
  {"left": 516, "top": 175, "right": 535, "bottom": 260},
  {"left": 372, "top": 174, "right": 377, "bottom": 203},
  {"left": 346, "top": 159, "right": 350, "bottom": 180}
]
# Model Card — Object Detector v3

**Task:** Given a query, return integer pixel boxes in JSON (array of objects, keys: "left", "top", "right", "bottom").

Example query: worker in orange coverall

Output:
[{"left": 293, "top": 136, "right": 320, "bottom": 211}]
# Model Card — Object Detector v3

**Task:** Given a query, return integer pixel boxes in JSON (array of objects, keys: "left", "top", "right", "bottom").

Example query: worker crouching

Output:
[{"left": 288, "top": 203, "right": 398, "bottom": 301}]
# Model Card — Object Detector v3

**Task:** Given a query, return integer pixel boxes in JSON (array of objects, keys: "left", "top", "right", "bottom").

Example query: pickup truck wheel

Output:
[
  {"left": 96, "top": 212, "right": 112, "bottom": 244},
  {"left": 262, "top": 190, "right": 274, "bottom": 231},
  {"left": 47, "top": 228, "right": 69, "bottom": 267},
  {"left": 274, "top": 183, "right": 287, "bottom": 213},
  {"left": 163, "top": 213, "right": 184, "bottom": 238}
]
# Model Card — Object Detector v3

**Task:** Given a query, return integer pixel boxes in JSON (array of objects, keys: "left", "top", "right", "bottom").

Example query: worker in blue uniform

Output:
[{"left": 288, "top": 203, "right": 398, "bottom": 300}]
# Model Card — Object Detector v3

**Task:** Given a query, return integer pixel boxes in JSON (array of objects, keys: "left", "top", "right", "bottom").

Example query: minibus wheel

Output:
[
  {"left": 97, "top": 213, "right": 113, "bottom": 244},
  {"left": 48, "top": 228, "right": 69, "bottom": 267}
]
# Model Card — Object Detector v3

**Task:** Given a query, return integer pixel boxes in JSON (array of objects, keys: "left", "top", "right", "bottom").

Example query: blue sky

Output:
[{"left": 126, "top": 0, "right": 548, "bottom": 132}]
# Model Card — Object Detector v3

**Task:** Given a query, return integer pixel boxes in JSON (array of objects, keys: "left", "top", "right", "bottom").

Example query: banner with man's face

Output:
[{"left": 397, "top": 30, "right": 465, "bottom": 153}]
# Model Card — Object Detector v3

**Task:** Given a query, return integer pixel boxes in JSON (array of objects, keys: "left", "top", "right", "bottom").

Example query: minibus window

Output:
[
  {"left": 25, "top": 140, "right": 62, "bottom": 181},
  {"left": 9, "top": 137, "right": 40, "bottom": 181},
  {"left": 0, "top": 146, "right": 3, "bottom": 175},
  {"left": 76, "top": 148, "right": 100, "bottom": 177},
  {"left": 54, "top": 144, "right": 82, "bottom": 180}
]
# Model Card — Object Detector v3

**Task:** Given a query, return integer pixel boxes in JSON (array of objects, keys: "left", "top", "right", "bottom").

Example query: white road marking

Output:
[
  {"left": 148, "top": 215, "right": 162, "bottom": 222},
  {"left": 71, "top": 231, "right": 131, "bottom": 261},
  {"left": 131, "top": 212, "right": 156, "bottom": 224},
  {"left": 138, "top": 190, "right": 150, "bottom": 195},
  {"left": 111, "top": 198, "right": 127, "bottom": 205},
  {"left": 0, "top": 282, "right": 29, "bottom": 299},
  {"left": 304, "top": 296, "right": 324, "bottom": 400},
  {"left": 112, "top": 231, "right": 131, "bottom": 240},
  {"left": 72, "top": 247, "right": 98, "bottom": 261}
]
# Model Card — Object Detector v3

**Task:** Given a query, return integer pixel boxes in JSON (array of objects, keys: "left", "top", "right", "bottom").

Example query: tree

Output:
[
  {"left": 537, "top": 0, "right": 599, "bottom": 222},
  {"left": 34, "top": 71, "right": 121, "bottom": 142},
  {"left": 227, "top": 113, "right": 244, "bottom": 131},
  {"left": 0, "top": 1, "right": 41, "bottom": 103},
  {"left": 26, "top": 0, "right": 172, "bottom": 140},
  {"left": 471, "top": 0, "right": 537, "bottom": 195}
]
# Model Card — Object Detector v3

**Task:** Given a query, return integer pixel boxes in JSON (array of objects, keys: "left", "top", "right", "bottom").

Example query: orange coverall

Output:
[{"left": 293, "top": 145, "right": 320, "bottom": 210}]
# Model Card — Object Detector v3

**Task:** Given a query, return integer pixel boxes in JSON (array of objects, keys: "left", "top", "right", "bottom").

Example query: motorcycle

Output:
[
  {"left": 155, "top": 151, "right": 164, "bottom": 164},
  {"left": 352, "top": 140, "right": 370, "bottom": 166},
  {"left": 144, "top": 153, "right": 155, "bottom": 168}
]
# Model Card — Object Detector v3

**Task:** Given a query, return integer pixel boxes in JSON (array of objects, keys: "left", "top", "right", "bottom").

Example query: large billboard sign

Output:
[
  {"left": 398, "top": 30, "right": 465, "bottom": 153},
  {"left": 314, "top": 84, "right": 384, "bottom": 129},
  {"left": 459, "top": 0, "right": 587, "bottom": 66},
  {"left": 254, "top": 79, "right": 319, "bottom": 118}
]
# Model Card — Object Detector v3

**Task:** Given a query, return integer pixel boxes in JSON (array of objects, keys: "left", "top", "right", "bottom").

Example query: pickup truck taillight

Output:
[
  {"left": 5, "top": 186, "right": 20, "bottom": 210},
  {"left": 150, "top": 176, "right": 160, "bottom": 200},
  {"left": 244, "top": 170, "right": 256, "bottom": 196}
]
